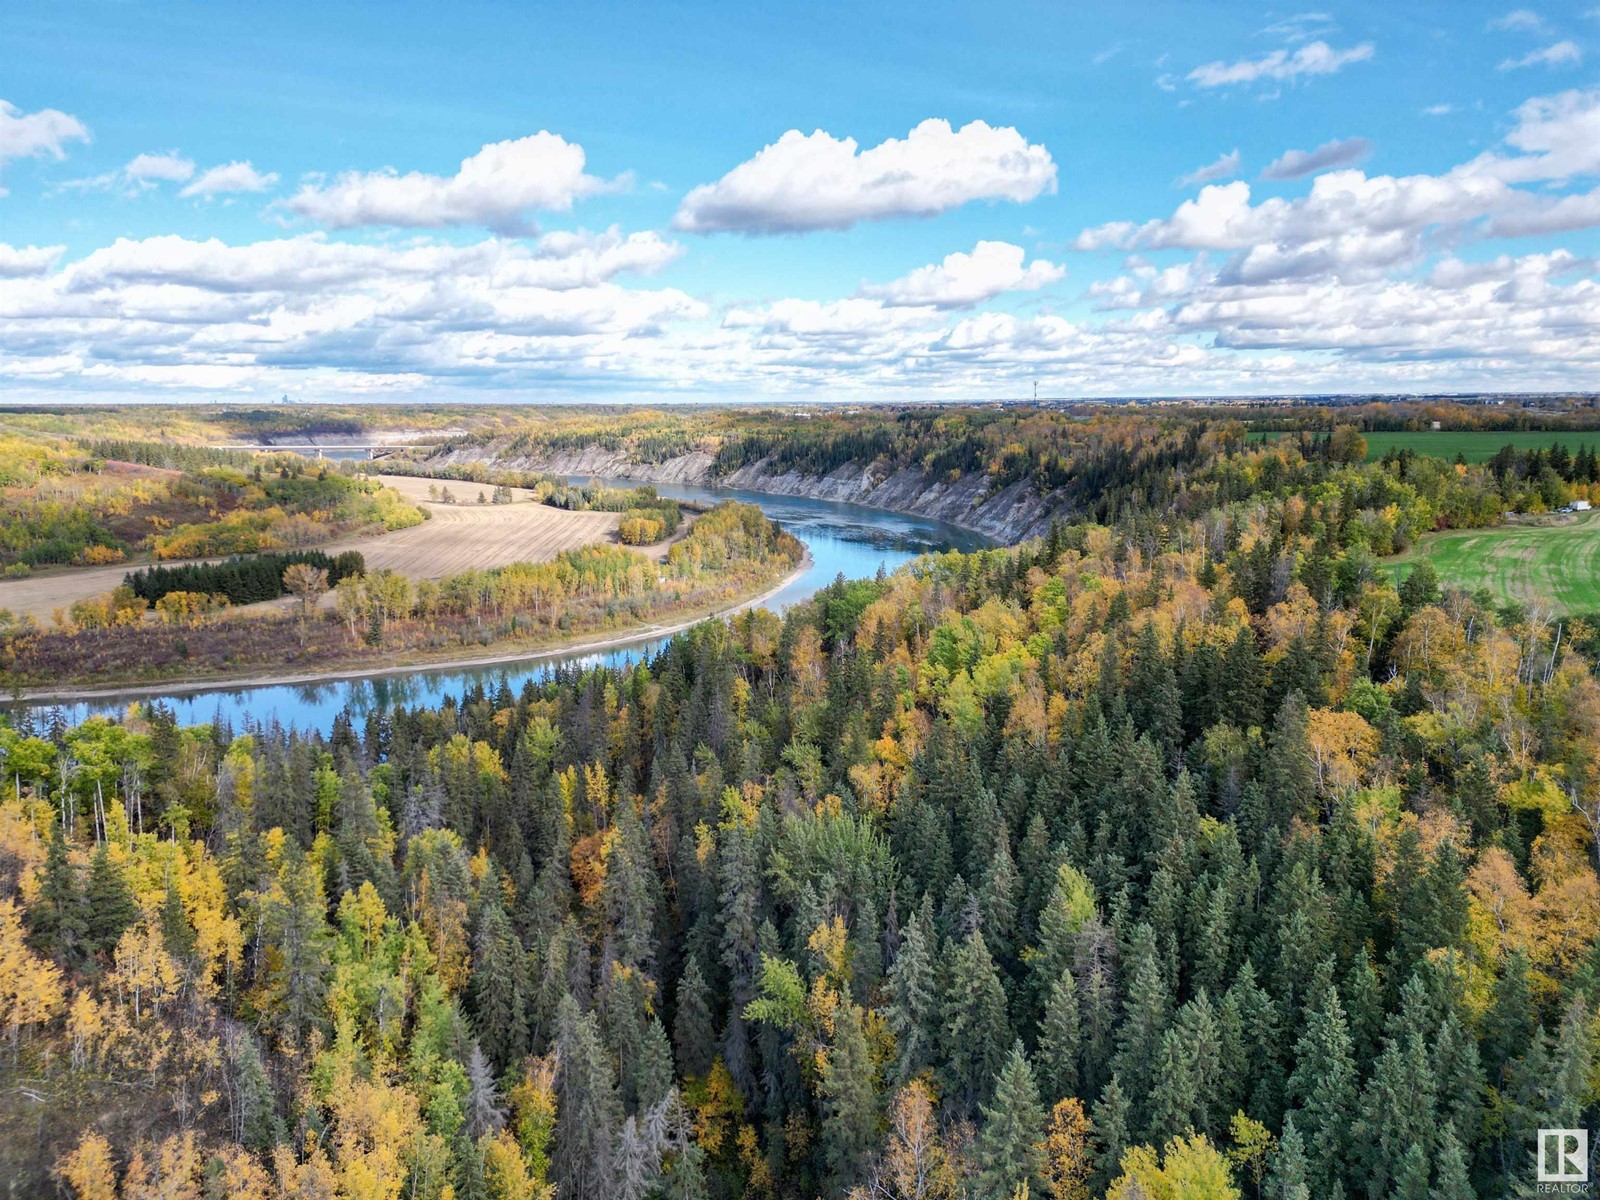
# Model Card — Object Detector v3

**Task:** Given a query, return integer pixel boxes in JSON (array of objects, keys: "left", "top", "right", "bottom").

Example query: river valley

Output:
[{"left": 10, "top": 482, "right": 986, "bottom": 734}]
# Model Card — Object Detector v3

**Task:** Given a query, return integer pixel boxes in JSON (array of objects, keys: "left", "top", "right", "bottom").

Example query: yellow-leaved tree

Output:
[{"left": 0, "top": 896, "right": 64, "bottom": 1050}]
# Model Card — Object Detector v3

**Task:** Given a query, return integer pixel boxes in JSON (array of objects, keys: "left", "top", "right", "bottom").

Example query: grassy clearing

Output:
[
  {"left": 1385, "top": 510, "right": 1600, "bottom": 613},
  {"left": 1361, "top": 430, "right": 1600, "bottom": 462},
  {"left": 1248, "top": 429, "right": 1600, "bottom": 462}
]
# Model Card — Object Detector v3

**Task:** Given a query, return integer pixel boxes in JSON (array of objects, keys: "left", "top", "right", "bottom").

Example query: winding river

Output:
[{"left": 15, "top": 482, "right": 987, "bottom": 735}]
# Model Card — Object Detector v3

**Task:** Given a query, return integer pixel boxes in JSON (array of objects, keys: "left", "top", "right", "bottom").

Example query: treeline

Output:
[
  {"left": 543, "top": 482, "right": 682, "bottom": 544},
  {"left": 1485, "top": 441, "right": 1600, "bottom": 485},
  {"left": 81, "top": 438, "right": 259, "bottom": 472},
  {"left": 0, "top": 434, "right": 424, "bottom": 571},
  {"left": 123, "top": 549, "right": 366, "bottom": 607}
]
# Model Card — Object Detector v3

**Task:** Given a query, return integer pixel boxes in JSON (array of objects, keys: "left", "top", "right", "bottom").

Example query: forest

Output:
[
  {"left": 0, "top": 436, "right": 424, "bottom": 571},
  {"left": 1, "top": 421, "right": 1596, "bottom": 1199}
]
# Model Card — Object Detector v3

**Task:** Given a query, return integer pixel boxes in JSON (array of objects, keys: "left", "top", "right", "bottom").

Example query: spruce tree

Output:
[
  {"left": 1148, "top": 1027, "right": 1199, "bottom": 1142},
  {"left": 1111, "top": 923, "right": 1169, "bottom": 1129},
  {"left": 886, "top": 907, "right": 939, "bottom": 1084},
  {"left": 1285, "top": 982, "right": 1357, "bottom": 1193},
  {"left": 1091, "top": 1075, "right": 1132, "bottom": 1193},
  {"left": 471, "top": 895, "right": 529, "bottom": 1073},
  {"left": 1355, "top": 1028, "right": 1438, "bottom": 1199},
  {"left": 662, "top": 1144, "right": 710, "bottom": 1200},
  {"left": 1428, "top": 1128, "right": 1473, "bottom": 1200},
  {"left": 819, "top": 1003, "right": 878, "bottom": 1195},
  {"left": 233, "top": 1032, "right": 281, "bottom": 1152},
  {"left": 552, "top": 994, "right": 621, "bottom": 1200},
  {"left": 672, "top": 955, "right": 716, "bottom": 1079},
  {"left": 1037, "top": 968, "right": 1081, "bottom": 1102},
  {"left": 939, "top": 927, "right": 1011, "bottom": 1108},
  {"left": 975, "top": 1042, "right": 1047, "bottom": 1200},
  {"left": 1268, "top": 1115, "right": 1310, "bottom": 1200},
  {"left": 157, "top": 879, "right": 196, "bottom": 962},
  {"left": 30, "top": 824, "right": 86, "bottom": 962},
  {"left": 84, "top": 844, "right": 137, "bottom": 960}
]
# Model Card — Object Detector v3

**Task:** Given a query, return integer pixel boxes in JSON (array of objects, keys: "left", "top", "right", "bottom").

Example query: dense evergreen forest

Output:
[{"left": 2, "top": 429, "right": 1598, "bottom": 1199}]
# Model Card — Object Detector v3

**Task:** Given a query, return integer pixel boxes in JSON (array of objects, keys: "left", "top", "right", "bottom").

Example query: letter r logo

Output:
[{"left": 1540, "top": 1129, "right": 1589, "bottom": 1183}]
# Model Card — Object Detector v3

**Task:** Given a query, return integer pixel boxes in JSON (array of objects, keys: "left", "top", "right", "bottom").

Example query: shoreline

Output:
[{"left": 9, "top": 554, "right": 810, "bottom": 706}]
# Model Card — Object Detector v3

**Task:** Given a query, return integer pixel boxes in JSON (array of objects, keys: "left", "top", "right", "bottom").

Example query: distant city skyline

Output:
[{"left": 3, "top": 1, "right": 1599, "bottom": 403}]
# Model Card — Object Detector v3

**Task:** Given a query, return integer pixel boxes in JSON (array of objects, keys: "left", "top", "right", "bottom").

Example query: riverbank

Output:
[
  {"left": 427, "top": 445, "right": 1061, "bottom": 543},
  {"left": 9, "top": 554, "right": 810, "bottom": 705}
]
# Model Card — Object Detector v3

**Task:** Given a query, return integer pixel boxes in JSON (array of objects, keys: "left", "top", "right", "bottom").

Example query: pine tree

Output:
[{"left": 975, "top": 1042, "right": 1047, "bottom": 1200}]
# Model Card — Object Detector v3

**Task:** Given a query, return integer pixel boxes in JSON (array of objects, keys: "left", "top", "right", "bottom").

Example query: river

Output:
[{"left": 13, "top": 482, "right": 986, "bottom": 735}]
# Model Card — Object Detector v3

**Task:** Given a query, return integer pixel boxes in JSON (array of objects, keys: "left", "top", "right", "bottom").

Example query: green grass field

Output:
[
  {"left": 1247, "top": 428, "right": 1600, "bottom": 462},
  {"left": 1385, "top": 510, "right": 1600, "bottom": 613},
  {"left": 1360, "top": 430, "right": 1600, "bottom": 462}
]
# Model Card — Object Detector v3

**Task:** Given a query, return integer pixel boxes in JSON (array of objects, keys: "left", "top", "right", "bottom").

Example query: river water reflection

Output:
[{"left": 15, "top": 482, "right": 986, "bottom": 734}]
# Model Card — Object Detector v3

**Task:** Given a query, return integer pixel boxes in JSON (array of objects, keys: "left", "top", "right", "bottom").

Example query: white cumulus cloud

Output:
[
  {"left": 860, "top": 241, "right": 1064, "bottom": 308},
  {"left": 126, "top": 152, "right": 196, "bottom": 184},
  {"left": 286, "top": 133, "right": 611, "bottom": 233},
  {"left": 1077, "top": 88, "right": 1600, "bottom": 262},
  {"left": 672, "top": 118, "right": 1057, "bottom": 234},
  {"left": 180, "top": 161, "right": 279, "bottom": 198},
  {"left": 0, "top": 243, "right": 64, "bottom": 277},
  {"left": 0, "top": 99, "right": 90, "bottom": 192}
]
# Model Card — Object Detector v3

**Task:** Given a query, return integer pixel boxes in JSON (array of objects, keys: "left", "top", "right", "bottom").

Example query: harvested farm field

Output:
[{"left": 0, "top": 475, "right": 621, "bottom": 621}]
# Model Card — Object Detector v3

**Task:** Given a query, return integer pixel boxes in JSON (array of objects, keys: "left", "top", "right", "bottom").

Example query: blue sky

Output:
[{"left": 3, "top": 0, "right": 1599, "bottom": 402}]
